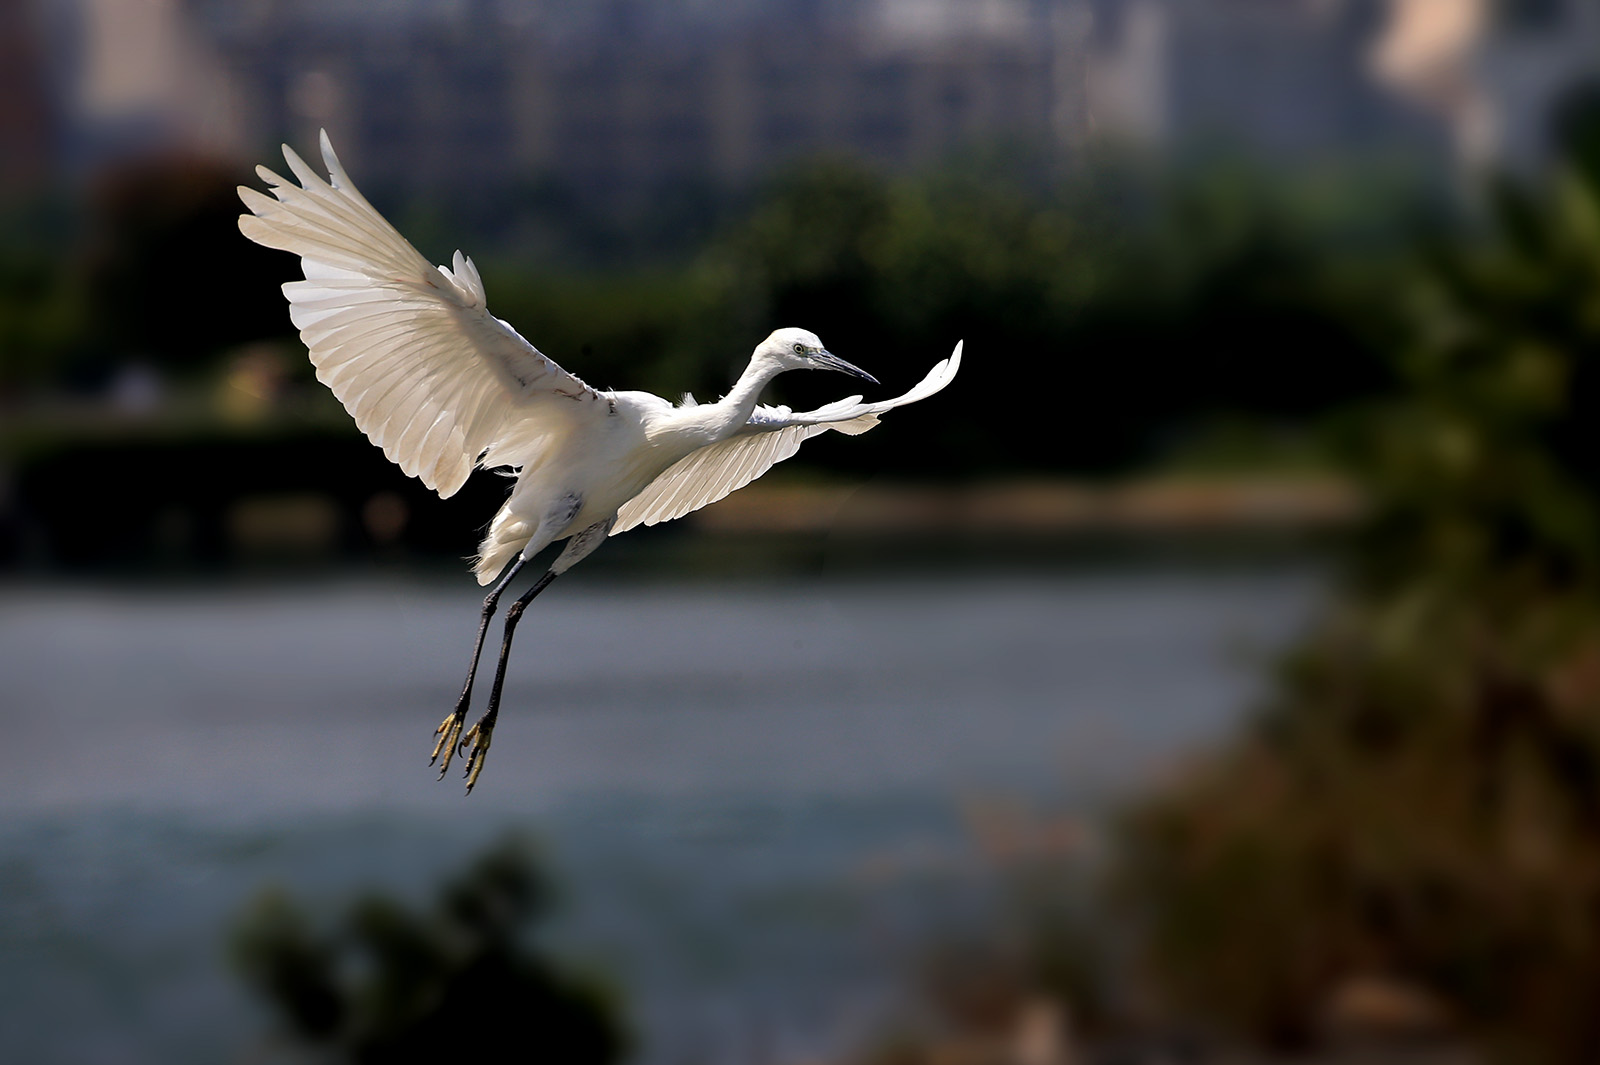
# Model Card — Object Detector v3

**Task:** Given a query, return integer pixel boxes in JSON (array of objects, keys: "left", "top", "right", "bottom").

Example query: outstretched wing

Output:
[
  {"left": 614, "top": 341, "right": 962, "bottom": 533},
  {"left": 238, "top": 130, "right": 603, "bottom": 498}
]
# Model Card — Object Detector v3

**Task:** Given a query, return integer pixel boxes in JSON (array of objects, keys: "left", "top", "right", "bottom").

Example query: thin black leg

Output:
[
  {"left": 459, "top": 569, "right": 558, "bottom": 793},
  {"left": 430, "top": 555, "right": 529, "bottom": 775}
]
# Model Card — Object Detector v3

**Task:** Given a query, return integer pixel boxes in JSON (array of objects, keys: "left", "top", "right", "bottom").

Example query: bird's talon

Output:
[
  {"left": 430, "top": 709, "right": 467, "bottom": 776},
  {"left": 460, "top": 720, "right": 493, "bottom": 794}
]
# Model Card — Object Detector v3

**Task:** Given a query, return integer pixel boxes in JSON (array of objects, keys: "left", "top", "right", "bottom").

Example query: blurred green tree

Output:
[
  {"left": 0, "top": 243, "right": 79, "bottom": 391},
  {"left": 232, "top": 838, "right": 627, "bottom": 1064},
  {"left": 1111, "top": 151, "right": 1600, "bottom": 1063},
  {"left": 702, "top": 153, "right": 1402, "bottom": 477},
  {"left": 82, "top": 154, "right": 295, "bottom": 376}
]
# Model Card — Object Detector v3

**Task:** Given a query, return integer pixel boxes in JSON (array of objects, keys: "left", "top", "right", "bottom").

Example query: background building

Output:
[{"left": 29, "top": 0, "right": 1569, "bottom": 209}]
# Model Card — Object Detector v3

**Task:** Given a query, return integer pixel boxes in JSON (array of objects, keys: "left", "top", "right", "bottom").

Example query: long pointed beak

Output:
[{"left": 813, "top": 350, "right": 879, "bottom": 385}]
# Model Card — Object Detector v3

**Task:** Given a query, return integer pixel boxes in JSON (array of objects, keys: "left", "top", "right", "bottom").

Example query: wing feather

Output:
[
  {"left": 238, "top": 129, "right": 603, "bottom": 498},
  {"left": 613, "top": 341, "right": 961, "bottom": 534}
]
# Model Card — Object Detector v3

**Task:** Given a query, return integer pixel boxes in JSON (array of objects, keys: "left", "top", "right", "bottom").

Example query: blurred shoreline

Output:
[
  {"left": 0, "top": 471, "right": 1358, "bottom": 583},
  {"left": 691, "top": 475, "right": 1360, "bottom": 536}
]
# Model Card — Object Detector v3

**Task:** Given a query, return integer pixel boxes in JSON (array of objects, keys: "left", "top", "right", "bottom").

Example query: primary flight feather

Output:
[{"left": 239, "top": 130, "right": 961, "bottom": 792}]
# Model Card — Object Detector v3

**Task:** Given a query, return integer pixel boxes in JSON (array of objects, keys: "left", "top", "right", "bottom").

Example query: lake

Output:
[{"left": 0, "top": 567, "right": 1319, "bottom": 1063}]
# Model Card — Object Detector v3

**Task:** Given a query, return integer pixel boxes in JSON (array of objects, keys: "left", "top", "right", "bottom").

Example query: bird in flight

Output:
[{"left": 238, "top": 132, "right": 962, "bottom": 792}]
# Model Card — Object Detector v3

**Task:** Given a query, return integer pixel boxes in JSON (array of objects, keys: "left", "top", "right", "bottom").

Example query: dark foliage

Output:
[
  {"left": 232, "top": 839, "right": 628, "bottom": 1065},
  {"left": 691, "top": 155, "right": 1409, "bottom": 478},
  {"left": 81, "top": 154, "right": 298, "bottom": 375},
  {"left": 1111, "top": 152, "right": 1600, "bottom": 1063}
]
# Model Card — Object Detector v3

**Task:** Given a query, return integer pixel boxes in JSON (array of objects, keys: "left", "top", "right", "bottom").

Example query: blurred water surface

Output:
[{"left": 0, "top": 568, "right": 1317, "bottom": 1063}]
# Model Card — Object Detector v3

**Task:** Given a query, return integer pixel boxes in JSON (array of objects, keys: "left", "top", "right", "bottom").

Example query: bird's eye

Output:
[{"left": 793, "top": 343, "right": 807, "bottom": 355}]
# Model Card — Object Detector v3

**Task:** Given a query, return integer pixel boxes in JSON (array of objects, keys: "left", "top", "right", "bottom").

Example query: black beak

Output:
[{"left": 812, "top": 350, "right": 879, "bottom": 386}]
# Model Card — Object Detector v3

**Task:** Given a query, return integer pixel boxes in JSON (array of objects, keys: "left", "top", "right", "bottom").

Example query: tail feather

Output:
[{"left": 474, "top": 509, "right": 531, "bottom": 585}]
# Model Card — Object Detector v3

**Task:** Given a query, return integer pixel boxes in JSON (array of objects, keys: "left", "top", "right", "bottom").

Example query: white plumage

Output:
[{"left": 239, "top": 131, "right": 961, "bottom": 791}]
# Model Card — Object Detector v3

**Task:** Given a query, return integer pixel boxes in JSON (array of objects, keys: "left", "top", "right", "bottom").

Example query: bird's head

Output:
[{"left": 759, "top": 327, "right": 879, "bottom": 384}]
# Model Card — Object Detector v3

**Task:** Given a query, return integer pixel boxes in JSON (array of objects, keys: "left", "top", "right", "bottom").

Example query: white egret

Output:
[{"left": 238, "top": 132, "right": 962, "bottom": 792}]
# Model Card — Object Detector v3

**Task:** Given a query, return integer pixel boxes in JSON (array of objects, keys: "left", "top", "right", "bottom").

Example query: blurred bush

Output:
[
  {"left": 0, "top": 235, "right": 81, "bottom": 390},
  {"left": 1110, "top": 154, "right": 1600, "bottom": 1062},
  {"left": 231, "top": 838, "right": 627, "bottom": 1064}
]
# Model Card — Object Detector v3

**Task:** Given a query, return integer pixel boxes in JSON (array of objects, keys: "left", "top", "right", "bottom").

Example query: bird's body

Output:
[{"left": 239, "top": 132, "right": 961, "bottom": 790}]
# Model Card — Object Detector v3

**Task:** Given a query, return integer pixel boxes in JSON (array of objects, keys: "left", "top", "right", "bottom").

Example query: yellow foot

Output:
[
  {"left": 460, "top": 716, "right": 495, "bottom": 795},
  {"left": 430, "top": 708, "right": 468, "bottom": 779}
]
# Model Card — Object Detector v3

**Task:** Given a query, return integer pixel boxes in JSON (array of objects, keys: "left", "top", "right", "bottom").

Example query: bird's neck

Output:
[{"left": 707, "top": 355, "right": 783, "bottom": 438}]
